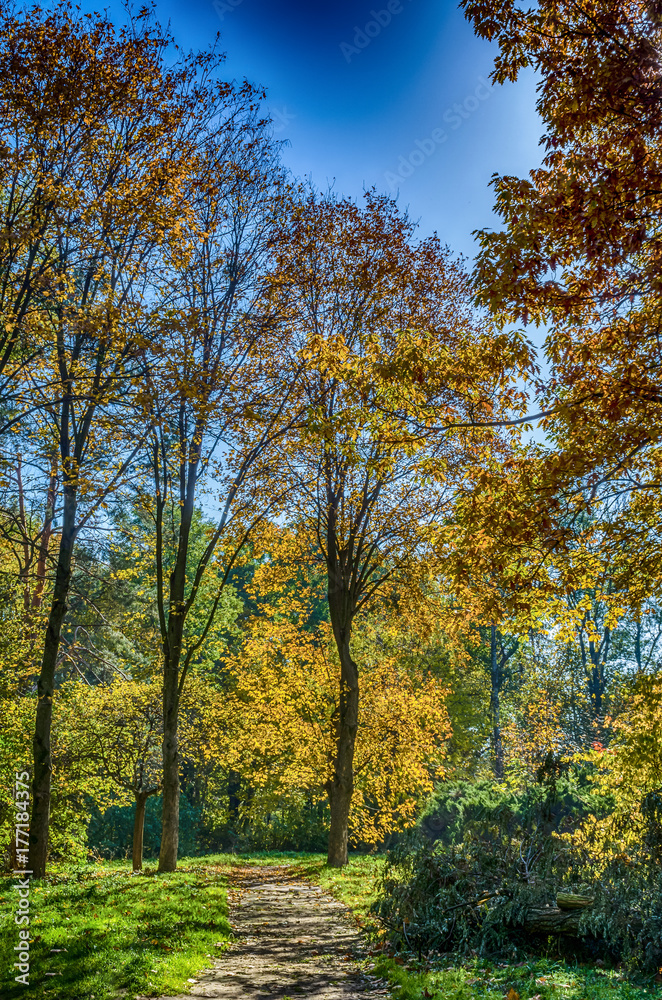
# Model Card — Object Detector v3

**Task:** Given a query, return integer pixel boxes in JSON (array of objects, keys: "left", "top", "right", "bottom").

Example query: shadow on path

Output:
[{"left": 147, "top": 864, "right": 391, "bottom": 999}]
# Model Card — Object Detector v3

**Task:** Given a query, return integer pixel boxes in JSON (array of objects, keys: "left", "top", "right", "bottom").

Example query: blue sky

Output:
[{"left": 102, "top": 0, "right": 543, "bottom": 260}]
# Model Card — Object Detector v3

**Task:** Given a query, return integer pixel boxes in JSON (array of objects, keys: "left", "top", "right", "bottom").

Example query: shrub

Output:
[
  {"left": 371, "top": 835, "right": 570, "bottom": 960},
  {"left": 418, "top": 767, "right": 612, "bottom": 846},
  {"left": 374, "top": 773, "right": 662, "bottom": 972}
]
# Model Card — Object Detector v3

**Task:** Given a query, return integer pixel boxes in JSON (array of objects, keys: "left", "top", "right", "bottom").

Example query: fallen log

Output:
[
  {"left": 556, "top": 892, "right": 594, "bottom": 910},
  {"left": 521, "top": 891, "right": 593, "bottom": 936},
  {"left": 521, "top": 906, "right": 585, "bottom": 936},
  {"left": 521, "top": 903, "right": 642, "bottom": 939}
]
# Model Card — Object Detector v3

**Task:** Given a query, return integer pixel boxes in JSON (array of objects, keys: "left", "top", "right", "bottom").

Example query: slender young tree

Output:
[
  {"left": 58, "top": 680, "right": 162, "bottom": 872},
  {"left": 137, "top": 125, "right": 302, "bottom": 872},
  {"left": 15, "top": 3, "right": 228, "bottom": 877},
  {"left": 489, "top": 624, "right": 518, "bottom": 780}
]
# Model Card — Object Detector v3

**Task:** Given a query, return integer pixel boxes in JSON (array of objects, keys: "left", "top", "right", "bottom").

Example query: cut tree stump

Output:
[{"left": 556, "top": 892, "right": 594, "bottom": 910}]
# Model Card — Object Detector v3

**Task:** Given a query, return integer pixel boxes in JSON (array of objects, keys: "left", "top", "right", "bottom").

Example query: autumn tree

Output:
[
  {"left": 540, "top": 511, "right": 631, "bottom": 722},
  {"left": 265, "top": 190, "right": 527, "bottom": 865},
  {"left": 4, "top": 2, "right": 247, "bottom": 878},
  {"left": 581, "top": 674, "right": 662, "bottom": 859},
  {"left": 56, "top": 680, "right": 162, "bottom": 871},
  {"left": 461, "top": 0, "right": 662, "bottom": 572},
  {"left": 0, "top": 0, "right": 86, "bottom": 416},
  {"left": 134, "top": 116, "right": 301, "bottom": 872},
  {"left": 56, "top": 677, "right": 211, "bottom": 871},
  {"left": 210, "top": 527, "right": 451, "bottom": 847}
]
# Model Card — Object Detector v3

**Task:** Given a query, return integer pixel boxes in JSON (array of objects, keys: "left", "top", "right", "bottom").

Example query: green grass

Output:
[
  {"left": 366, "top": 955, "right": 658, "bottom": 1000},
  {"left": 0, "top": 856, "right": 233, "bottom": 1000},
  {"left": 5, "top": 851, "right": 657, "bottom": 1000}
]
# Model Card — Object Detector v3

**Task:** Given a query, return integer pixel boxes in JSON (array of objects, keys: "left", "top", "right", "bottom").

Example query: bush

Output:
[
  {"left": 371, "top": 835, "right": 570, "bottom": 960},
  {"left": 418, "top": 767, "right": 612, "bottom": 846},
  {"left": 583, "top": 853, "right": 662, "bottom": 972},
  {"left": 373, "top": 772, "right": 662, "bottom": 972}
]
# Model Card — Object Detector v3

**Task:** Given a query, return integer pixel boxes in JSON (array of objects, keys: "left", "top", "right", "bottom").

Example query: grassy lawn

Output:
[
  {"left": 3, "top": 851, "right": 658, "bottom": 1000},
  {"left": 366, "top": 955, "right": 658, "bottom": 1000},
  {"left": 0, "top": 856, "right": 233, "bottom": 1000}
]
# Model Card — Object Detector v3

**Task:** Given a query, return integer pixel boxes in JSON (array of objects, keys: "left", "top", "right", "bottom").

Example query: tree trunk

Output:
[
  {"left": 581, "top": 626, "right": 610, "bottom": 720},
  {"left": 587, "top": 638, "right": 603, "bottom": 718},
  {"left": 327, "top": 772, "right": 353, "bottom": 866},
  {"left": 326, "top": 632, "right": 359, "bottom": 867},
  {"left": 521, "top": 906, "right": 586, "bottom": 935},
  {"left": 156, "top": 417, "right": 202, "bottom": 874},
  {"left": 132, "top": 791, "right": 148, "bottom": 872},
  {"left": 228, "top": 770, "right": 241, "bottom": 825},
  {"left": 16, "top": 453, "right": 31, "bottom": 614},
  {"left": 158, "top": 659, "right": 180, "bottom": 872},
  {"left": 490, "top": 624, "right": 504, "bottom": 781},
  {"left": 31, "top": 457, "right": 57, "bottom": 613},
  {"left": 28, "top": 487, "right": 76, "bottom": 879}
]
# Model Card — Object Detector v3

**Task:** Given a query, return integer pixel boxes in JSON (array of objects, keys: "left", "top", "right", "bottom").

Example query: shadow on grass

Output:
[{"left": 0, "top": 862, "right": 231, "bottom": 1000}]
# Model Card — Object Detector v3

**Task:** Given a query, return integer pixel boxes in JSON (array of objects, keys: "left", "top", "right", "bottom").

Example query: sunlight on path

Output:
[{"left": 150, "top": 864, "right": 391, "bottom": 999}]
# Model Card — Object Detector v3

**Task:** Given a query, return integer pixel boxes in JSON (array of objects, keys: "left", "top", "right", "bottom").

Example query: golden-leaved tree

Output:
[
  {"left": 10, "top": 3, "right": 195, "bottom": 878},
  {"left": 0, "top": 1, "right": 270, "bottom": 878},
  {"left": 55, "top": 676, "right": 212, "bottom": 871},
  {"left": 210, "top": 525, "right": 451, "bottom": 847},
  {"left": 133, "top": 123, "right": 302, "bottom": 872},
  {"left": 263, "top": 189, "right": 530, "bottom": 864},
  {"left": 461, "top": 0, "right": 662, "bottom": 583},
  {"left": 570, "top": 674, "right": 662, "bottom": 862}
]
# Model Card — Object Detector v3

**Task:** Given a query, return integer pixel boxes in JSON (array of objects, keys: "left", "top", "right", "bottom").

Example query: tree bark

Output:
[
  {"left": 228, "top": 770, "right": 241, "bottom": 824},
  {"left": 326, "top": 629, "right": 359, "bottom": 867},
  {"left": 578, "top": 623, "right": 610, "bottom": 720},
  {"left": 132, "top": 791, "right": 148, "bottom": 872},
  {"left": 489, "top": 624, "right": 504, "bottom": 781},
  {"left": 31, "top": 457, "right": 57, "bottom": 613},
  {"left": 28, "top": 486, "right": 76, "bottom": 879},
  {"left": 521, "top": 906, "right": 586, "bottom": 935},
  {"left": 158, "top": 660, "right": 180, "bottom": 871},
  {"left": 157, "top": 429, "right": 200, "bottom": 873}
]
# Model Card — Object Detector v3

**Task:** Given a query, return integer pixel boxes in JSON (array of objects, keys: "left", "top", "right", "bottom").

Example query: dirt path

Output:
[{"left": 154, "top": 864, "right": 391, "bottom": 999}]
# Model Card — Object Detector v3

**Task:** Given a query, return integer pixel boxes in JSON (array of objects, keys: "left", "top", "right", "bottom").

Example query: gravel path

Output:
[{"left": 152, "top": 864, "right": 391, "bottom": 999}]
